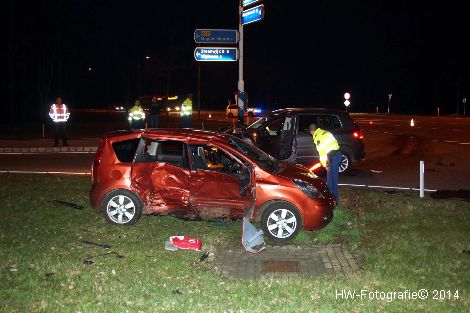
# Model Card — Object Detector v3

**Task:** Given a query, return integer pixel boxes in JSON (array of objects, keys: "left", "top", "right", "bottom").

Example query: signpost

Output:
[
  {"left": 194, "top": 29, "right": 239, "bottom": 44},
  {"left": 194, "top": 47, "right": 239, "bottom": 62},
  {"left": 242, "top": 4, "right": 265, "bottom": 25},
  {"left": 242, "top": 0, "right": 261, "bottom": 7}
]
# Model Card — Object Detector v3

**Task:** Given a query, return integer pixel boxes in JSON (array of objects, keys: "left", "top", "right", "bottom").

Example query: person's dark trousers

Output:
[
  {"left": 326, "top": 151, "right": 342, "bottom": 204},
  {"left": 182, "top": 115, "right": 191, "bottom": 128},
  {"left": 149, "top": 114, "right": 159, "bottom": 128},
  {"left": 54, "top": 122, "right": 68, "bottom": 146},
  {"left": 131, "top": 120, "right": 145, "bottom": 130}
]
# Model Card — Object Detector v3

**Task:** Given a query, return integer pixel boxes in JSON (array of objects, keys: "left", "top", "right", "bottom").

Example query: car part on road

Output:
[
  {"left": 101, "top": 189, "right": 143, "bottom": 225},
  {"left": 260, "top": 202, "right": 302, "bottom": 242}
]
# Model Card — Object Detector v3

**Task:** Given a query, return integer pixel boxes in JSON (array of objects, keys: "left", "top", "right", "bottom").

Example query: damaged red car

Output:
[{"left": 90, "top": 129, "right": 334, "bottom": 241}]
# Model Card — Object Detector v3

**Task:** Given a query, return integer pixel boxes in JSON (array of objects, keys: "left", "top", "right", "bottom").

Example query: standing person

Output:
[
  {"left": 309, "top": 123, "right": 342, "bottom": 205},
  {"left": 149, "top": 96, "right": 160, "bottom": 128},
  {"left": 128, "top": 99, "right": 146, "bottom": 129},
  {"left": 49, "top": 96, "right": 70, "bottom": 147},
  {"left": 180, "top": 93, "right": 193, "bottom": 128}
]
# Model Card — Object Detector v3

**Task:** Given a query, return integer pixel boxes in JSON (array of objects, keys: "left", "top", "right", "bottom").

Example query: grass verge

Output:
[{"left": 0, "top": 174, "right": 469, "bottom": 312}]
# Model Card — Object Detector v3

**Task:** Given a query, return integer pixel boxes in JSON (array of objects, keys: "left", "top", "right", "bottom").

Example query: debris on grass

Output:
[
  {"left": 172, "top": 288, "right": 183, "bottom": 295},
  {"left": 462, "top": 249, "right": 470, "bottom": 255},
  {"left": 83, "top": 251, "right": 125, "bottom": 265},
  {"left": 79, "top": 239, "right": 112, "bottom": 249},
  {"left": 52, "top": 200, "right": 84, "bottom": 210},
  {"left": 199, "top": 251, "right": 210, "bottom": 262},
  {"left": 45, "top": 272, "right": 55, "bottom": 278},
  {"left": 9, "top": 265, "right": 18, "bottom": 272}
]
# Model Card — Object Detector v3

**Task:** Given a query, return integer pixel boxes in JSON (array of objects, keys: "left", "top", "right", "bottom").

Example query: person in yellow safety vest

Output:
[
  {"left": 180, "top": 93, "right": 193, "bottom": 128},
  {"left": 309, "top": 123, "right": 342, "bottom": 205},
  {"left": 128, "top": 100, "right": 146, "bottom": 129}
]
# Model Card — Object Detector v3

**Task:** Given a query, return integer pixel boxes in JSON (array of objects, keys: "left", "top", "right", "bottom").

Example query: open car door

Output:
[
  {"left": 188, "top": 144, "right": 255, "bottom": 220},
  {"left": 130, "top": 137, "right": 192, "bottom": 216}
]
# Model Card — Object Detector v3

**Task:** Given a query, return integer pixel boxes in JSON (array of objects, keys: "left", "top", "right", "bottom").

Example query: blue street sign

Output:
[
  {"left": 242, "top": 4, "right": 265, "bottom": 25},
  {"left": 242, "top": 0, "right": 261, "bottom": 7},
  {"left": 194, "top": 29, "right": 239, "bottom": 44},
  {"left": 194, "top": 47, "right": 239, "bottom": 62}
]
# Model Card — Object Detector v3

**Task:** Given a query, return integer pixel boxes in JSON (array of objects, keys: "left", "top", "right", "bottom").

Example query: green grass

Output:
[{"left": 1, "top": 174, "right": 469, "bottom": 312}]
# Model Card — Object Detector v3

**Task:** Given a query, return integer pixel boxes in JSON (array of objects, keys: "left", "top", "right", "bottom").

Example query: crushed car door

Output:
[
  {"left": 130, "top": 138, "right": 191, "bottom": 216},
  {"left": 188, "top": 144, "right": 255, "bottom": 220}
]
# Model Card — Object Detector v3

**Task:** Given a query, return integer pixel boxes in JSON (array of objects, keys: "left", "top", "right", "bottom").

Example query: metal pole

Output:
[
  {"left": 42, "top": 123, "right": 45, "bottom": 138},
  {"left": 197, "top": 62, "right": 201, "bottom": 120},
  {"left": 419, "top": 161, "right": 424, "bottom": 198},
  {"left": 237, "top": 0, "right": 245, "bottom": 125}
]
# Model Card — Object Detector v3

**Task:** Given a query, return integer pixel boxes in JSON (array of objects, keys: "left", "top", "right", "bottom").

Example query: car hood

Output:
[{"left": 274, "top": 161, "right": 331, "bottom": 195}]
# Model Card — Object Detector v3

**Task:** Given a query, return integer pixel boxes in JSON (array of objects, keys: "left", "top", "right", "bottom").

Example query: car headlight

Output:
[
  {"left": 167, "top": 108, "right": 171, "bottom": 111},
  {"left": 292, "top": 179, "right": 322, "bottom": 198},
  {"left": 175, "top": 106, "right": 180, "bottom": 111}
]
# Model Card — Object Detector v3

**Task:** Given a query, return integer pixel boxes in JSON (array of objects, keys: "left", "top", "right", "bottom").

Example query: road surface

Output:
[{"left": 1, "top": 112, "right": 470, "bottom": 191}]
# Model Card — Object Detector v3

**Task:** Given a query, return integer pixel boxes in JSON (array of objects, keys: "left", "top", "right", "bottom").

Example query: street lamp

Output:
[{"left": 387, "top": 93, "right": 392, "bottom": 115}]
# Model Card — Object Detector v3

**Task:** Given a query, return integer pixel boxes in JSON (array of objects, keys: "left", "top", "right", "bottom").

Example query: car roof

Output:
[
  {"left": 271, "top": 108, "right": 347, "bottom": 115},
  {"left": 103, "top": 128, "right": 231, "bottom": 144}
]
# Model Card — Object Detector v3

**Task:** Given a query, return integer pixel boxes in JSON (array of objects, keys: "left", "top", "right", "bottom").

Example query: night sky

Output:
[{"left": 2, "top": 0, "right": 470, "bottom": 122}]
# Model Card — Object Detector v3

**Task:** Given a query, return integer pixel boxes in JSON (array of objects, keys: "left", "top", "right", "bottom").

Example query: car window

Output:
[
  {"left": 298, "top": 114, "right": 336, "bottom": 132},
  {"left": 189, "top": 144, "right": 243, "bottom": 177},
  {"left": 136, "top": 139, "right": 188, "bottom": 169},
  {"left": 263, "top": 117, "right": 285, "bottom": 136},
  {"left": 228, "top": 137, "right": 276, "bottom": 173},
  {"left": 112, "top": 138, "right": 140, "bottom": 163},
  {"left": 332, "top": 115, "right": 342, "bottom": 129},
  {"left": 229, "top": 104, "right": 237, "bottom": 110}
]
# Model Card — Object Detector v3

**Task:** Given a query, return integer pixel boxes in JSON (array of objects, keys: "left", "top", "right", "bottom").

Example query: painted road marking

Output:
[
  {"left": 338, "top": 183, "right": 436, "bottom": 192},
  {"left": 0, "top": 170, "right": 91, "bottom": 175},
  {"left": 452, "top": 129, "right": 463, "bottom": 131},
  {"left": 0, "top": 152, "right": 94, "bottom": 155},
  {"left": 459, "top": 143, "right": 470, "bottom": 145},
  {"left": 444, "top": 140, "right": 458, "bottom": 143}
]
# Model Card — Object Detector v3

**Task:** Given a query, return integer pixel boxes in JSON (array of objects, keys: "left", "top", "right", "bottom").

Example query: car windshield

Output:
[
  {"left": 228, "top": 137, "right": 277, "bottom": 172},
  {"left": 247, "top": 117, "right": 266, "bottom": 129}
]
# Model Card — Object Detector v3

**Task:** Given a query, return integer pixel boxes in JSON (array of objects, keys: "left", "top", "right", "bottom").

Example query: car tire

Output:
[
  {"left": 227, "top": 112, "right": 234, "bottom": 118},
  {"left": 101, "top": 189, "right": 143, "bottom": 225},
  {"left": 248, "top": 112, "right": 254, "bottom": 117},
  {"left": 339, "top": 152, "right": 352, "bottom": 174},
  {"left": 260, "top": 202, "right": 302, "bottom": 242}
]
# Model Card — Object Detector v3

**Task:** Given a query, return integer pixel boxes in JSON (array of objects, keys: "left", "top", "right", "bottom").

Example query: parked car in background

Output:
[
  {"left": 90, "top": 129, "right": 334, "bottom": 242},
  {"left": 238, "top": 108, "right": 365, "bottom": 174},
  {"left": 226, "top": 104, "right": 262, "bottom": 118}
]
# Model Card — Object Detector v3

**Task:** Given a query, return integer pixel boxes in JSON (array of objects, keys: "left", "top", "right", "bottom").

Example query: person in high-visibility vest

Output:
[
  {"left": 49, "top": 96, "right": 70, "bottom": 147},
  {"left": 128, "top": 100, "right": 146, "bottom": 129},
  {"left": 309, "top": 123, "right": 342, "bottom": 205},
  {"left": 180, "top": 93, "right": 193, "bottom": 128}
]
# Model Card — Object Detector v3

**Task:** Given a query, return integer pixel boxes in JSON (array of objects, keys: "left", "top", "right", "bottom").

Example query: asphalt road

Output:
[{"left": 2, "top": 112, "right": 470, "bottom": 191}]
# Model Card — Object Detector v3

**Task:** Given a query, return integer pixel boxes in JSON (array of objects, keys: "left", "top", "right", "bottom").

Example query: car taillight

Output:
[{"left": 353, "top": 131, "right": 363, "bottom": 139}]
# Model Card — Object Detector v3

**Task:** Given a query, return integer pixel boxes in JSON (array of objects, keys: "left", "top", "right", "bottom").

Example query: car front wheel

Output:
[
  {"left": 101, "top": 189, "right": 142, "bottom": 225},
  {"left": 260, "top": 202, "right": 302, "bottom": 242}
]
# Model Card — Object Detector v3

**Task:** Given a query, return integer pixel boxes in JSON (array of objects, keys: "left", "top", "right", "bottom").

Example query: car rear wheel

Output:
[
  {"left": 339, "top": 152, "right": 352, "bottom": 174},
  {"left": 101, "top": 189, "right": 142, "bottom": 225},
  {"left": 227, "top": 112, "right": 234, "bottom": 118},
  {"left": 260, "top": 202, "right": 302, "bottom": 242}
]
